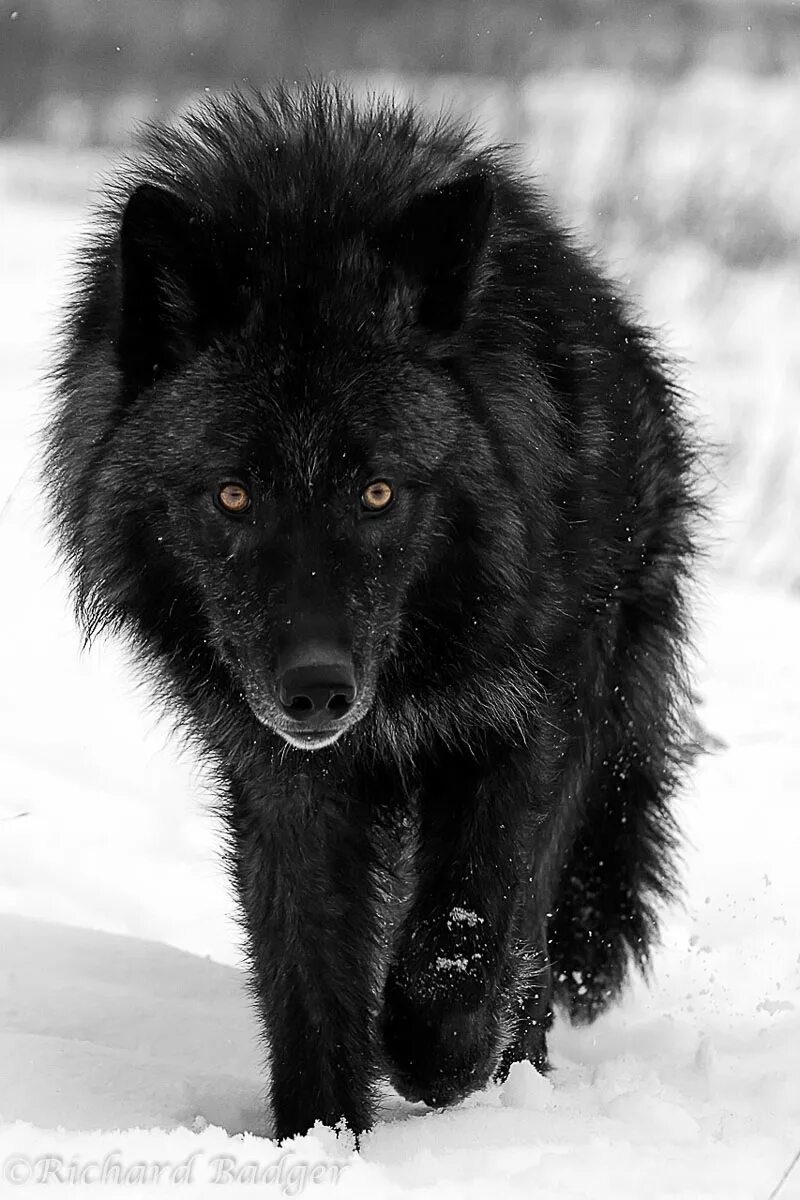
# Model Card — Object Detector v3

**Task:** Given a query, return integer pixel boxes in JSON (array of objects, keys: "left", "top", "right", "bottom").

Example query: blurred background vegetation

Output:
[{"left": 1, "top": 0, "right": 798, "bottom": 588}]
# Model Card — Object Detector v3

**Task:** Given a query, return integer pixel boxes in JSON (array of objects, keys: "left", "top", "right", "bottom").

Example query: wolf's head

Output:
[{"left": 53, "top": 91, "right": 537, "bottom": 754}]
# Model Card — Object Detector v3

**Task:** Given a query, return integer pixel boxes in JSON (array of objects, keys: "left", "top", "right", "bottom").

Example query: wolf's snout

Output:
[{"left": 276, "top": 655, "right": 357, "bottom": 724}]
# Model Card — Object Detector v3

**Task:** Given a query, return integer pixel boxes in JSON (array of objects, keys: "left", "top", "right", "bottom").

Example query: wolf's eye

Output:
[
  {"left": 216, "top": 482, "right": 251, "bottom": 514},
  {"left": 361, "top": 480, "right": 394, "bottom": 512}
]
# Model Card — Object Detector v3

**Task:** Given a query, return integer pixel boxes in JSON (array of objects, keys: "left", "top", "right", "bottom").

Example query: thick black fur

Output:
[{"left": 44, "top": 83, "right": 699, "bottom": 1142}]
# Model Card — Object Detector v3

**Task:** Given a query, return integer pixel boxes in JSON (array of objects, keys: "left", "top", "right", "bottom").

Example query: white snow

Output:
[
  {"left": 448, "top": 908, "right": 484, "bottom": 928},
  {"left": 1, "top": 151, "right": 799, "bottom": 1198}
]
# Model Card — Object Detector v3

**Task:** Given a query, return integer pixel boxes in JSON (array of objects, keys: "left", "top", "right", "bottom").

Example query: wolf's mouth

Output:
[{"left": 277, "top": 728, "right": 346, "bottom": 751}]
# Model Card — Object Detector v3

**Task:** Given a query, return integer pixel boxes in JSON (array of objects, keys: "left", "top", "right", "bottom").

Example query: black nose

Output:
[{"left": 276, "top": 658, "right": 357, "bottom": 724}]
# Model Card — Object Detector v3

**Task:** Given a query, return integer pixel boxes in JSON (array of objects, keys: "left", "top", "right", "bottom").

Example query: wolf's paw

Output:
[{"left": 380, "top": 968, "right": 499, "bottom": 1106}]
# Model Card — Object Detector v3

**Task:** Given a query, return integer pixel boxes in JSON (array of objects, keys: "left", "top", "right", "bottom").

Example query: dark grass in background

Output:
[{"left": 2, "top": 0, "right": 799, "bottom": 142}]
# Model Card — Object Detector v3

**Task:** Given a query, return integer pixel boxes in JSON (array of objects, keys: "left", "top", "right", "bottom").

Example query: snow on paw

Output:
[{"left": 388, "top": 907, "right": 496, "bottom": 1012}]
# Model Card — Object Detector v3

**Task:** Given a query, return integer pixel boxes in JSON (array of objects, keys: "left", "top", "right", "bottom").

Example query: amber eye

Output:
[
  {"left": 216, "top": 482, "right": 251, "bottom": 514},
  {"left": 361, "top": 480, "right": 394, "bottom": 512}
]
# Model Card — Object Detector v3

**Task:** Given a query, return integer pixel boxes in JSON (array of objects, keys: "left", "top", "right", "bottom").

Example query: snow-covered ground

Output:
[{"left": 1, "top": 158, "right": 798, "bottom": 1197}]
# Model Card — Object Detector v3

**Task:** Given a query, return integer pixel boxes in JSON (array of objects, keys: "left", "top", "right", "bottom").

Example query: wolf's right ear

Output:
[{"left": 118, "top": 184, "right": 212, "bottom": 386}]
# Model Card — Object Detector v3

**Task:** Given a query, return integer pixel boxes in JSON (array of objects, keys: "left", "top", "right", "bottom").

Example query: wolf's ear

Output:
[
  {"left": 118, "top": 184, "right": 214, "bottom": 386},
  {"left": 379, "top": 174, "right": 494, "bottom": 334}
]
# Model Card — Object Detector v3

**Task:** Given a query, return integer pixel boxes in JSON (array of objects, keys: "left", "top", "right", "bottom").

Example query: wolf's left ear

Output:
[
  {"left": 118, "top": 183, "right": 214, "bottom": 386},
  {"left": 379, "top": 173, "right": 494, "bottom": 334}
]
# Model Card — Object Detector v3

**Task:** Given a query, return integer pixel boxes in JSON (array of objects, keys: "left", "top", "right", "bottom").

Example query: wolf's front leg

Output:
[
  {"left": 229, "top": 777, "right": 383, "bottom": 1142},
  {"left": 381, "top": 750, "right": 537, "bottom": 1107}
]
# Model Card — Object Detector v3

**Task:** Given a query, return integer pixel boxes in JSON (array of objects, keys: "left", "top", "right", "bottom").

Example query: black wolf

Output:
[{"left": 45, "top": 83, "right": 698, "bottom": 1141}]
